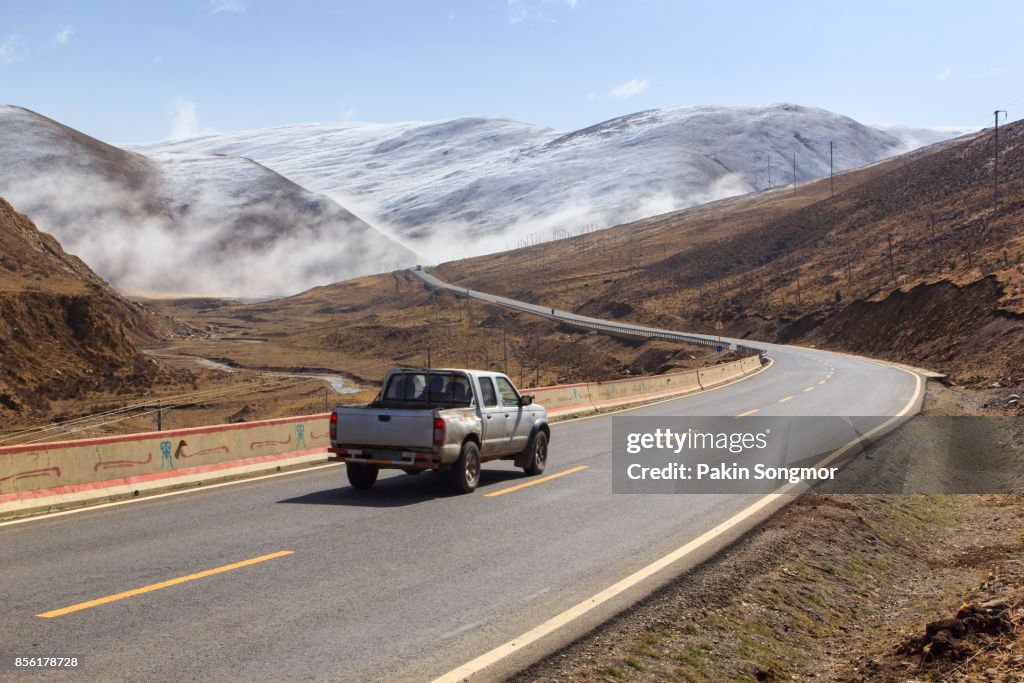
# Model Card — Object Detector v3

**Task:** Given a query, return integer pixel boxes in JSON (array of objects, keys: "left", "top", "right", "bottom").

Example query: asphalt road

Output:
[{"left": 0, "top": 274, "right": 923, "bottom": 682}]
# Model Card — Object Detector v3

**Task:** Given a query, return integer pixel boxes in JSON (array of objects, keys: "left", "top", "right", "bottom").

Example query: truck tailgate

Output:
[{"left": 334, "top": 407, "right": 435, "bottom": 450}]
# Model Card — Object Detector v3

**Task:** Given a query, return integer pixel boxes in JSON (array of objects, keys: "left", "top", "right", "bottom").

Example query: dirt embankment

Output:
[
  {"left": 805, "top": 276, "right": 1024, "bottom": 389},
  {"left": 0, "top": 197, "right": 177, "bottom": 425}
]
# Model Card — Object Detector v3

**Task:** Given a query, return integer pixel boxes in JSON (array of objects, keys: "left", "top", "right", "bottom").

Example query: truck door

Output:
[
  {"left": 476, "top": 376, "right": 508, "bottom": 457},
  {"left": 496, "top": 376, "right": 531, "bottom": 453}
]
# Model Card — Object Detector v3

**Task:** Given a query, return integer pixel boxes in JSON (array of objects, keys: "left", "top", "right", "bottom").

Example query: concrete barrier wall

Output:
[
  {"left": 529, "top": 354, "right": 762, "bottom": 418},
  {"left": 0, "top": 354, "right": 765, "bottom": 517},
  {"left": 0, "top": 414, "right": 331, "bottom": 515}
]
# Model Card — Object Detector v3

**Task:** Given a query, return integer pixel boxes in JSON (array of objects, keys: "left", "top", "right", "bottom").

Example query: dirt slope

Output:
[{"left": 0, "top": 197, "right": 171, "bottom": 423}]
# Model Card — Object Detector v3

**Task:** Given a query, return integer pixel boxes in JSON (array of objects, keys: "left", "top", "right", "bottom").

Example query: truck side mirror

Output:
[{"left": 519, "top": 394, "right": 533, "bottom": 407}]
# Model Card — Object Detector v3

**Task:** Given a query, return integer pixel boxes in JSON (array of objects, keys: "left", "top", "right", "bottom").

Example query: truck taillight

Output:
[
  {"left": 329, "top": 412, "right": 338, "bottom": 441},
  {"left": 433, "top": 417, "right": 445, "bottom": 447}
]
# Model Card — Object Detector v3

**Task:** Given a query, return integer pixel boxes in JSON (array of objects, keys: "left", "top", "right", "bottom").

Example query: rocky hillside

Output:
[{"left": 0, "top": 197, "right": 170, "bottom": 423}]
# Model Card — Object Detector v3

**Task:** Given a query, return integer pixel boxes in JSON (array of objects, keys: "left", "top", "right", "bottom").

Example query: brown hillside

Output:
[
  {"left": 0, "top": 197, "right": 172, "bottom": 422},
  {"left": 435, "top": 122, "right": 1024, "bottom": 386}
]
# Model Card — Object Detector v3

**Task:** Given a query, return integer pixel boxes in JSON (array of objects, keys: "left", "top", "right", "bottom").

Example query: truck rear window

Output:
[{"left": 380, "top": 373, "right": 473, "bottom": 406}]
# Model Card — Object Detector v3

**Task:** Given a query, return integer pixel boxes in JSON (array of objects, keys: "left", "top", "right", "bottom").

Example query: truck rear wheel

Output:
[
  {"left": 523, "top": 432, "right": 548, "bottom": 476},
  {"left": 450, "top": 441, "right": 480, "bottom": 494},
  {"left": 346, "top": 462, "right": 379, "bottom": 489}
]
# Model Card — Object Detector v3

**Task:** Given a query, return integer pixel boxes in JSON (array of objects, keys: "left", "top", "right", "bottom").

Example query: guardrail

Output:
[{"left": 412, "top": 269, "right": 768, "bottom": 361}]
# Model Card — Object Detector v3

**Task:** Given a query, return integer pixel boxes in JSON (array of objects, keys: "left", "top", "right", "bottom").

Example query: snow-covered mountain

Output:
[
  {"left": 132, "top": 104, "right": 968, "bottom": 258},
  {"left": 0, "top": 105, "right": 418, "bottom": 297}
]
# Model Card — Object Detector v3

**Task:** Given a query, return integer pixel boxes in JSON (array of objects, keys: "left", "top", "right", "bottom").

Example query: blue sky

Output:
[{"left": 2, "top": 0, "right": 1022, "bottom": 143}]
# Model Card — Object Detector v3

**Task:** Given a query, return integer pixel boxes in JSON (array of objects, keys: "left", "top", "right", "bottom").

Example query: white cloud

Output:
[
  {"left": 0, "top": 34, "right": 25, "bottom": 66},
  {"left": 507, "top": 0, "right": 528, "bottom": 23},
  {"left": 509, "top": 0, "right": 576, "bottom": 23},
  {"left": 935, "top": 67, "right": 952, "bottom": 81},
  {"left": 54, "top": 26, "right": 74, "bottom": 45},
  {"left": 170, "top": 96, "right": 214, "bottom": 139},
  {"left": 608, "top": 78, "right": 649, "bottom": 99},
  {"left": 210, "top": 0, "right": 247, "bottom": 14}
]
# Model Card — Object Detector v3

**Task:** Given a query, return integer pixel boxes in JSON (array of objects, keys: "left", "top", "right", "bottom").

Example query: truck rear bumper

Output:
[{"left": 328, "top": 447, "right": 442, "bottom": 470}]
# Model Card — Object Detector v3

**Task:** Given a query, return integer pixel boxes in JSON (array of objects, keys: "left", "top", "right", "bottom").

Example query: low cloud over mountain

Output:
[{"left": 0, "top": 105, "right": 418, "bottom": 298}]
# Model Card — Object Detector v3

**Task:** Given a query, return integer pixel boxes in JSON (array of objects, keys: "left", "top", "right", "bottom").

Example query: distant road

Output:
[{"left": 0, "top": 271, "right": 923, "bottom": 682}]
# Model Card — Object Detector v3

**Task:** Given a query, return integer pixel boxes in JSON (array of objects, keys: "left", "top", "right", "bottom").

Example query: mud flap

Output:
[
  {"left": 513, "top": 447, "right": 531, "bottom": 468},
  {"left": 514, "top": 426, "right": 544, "bottom": 468}
]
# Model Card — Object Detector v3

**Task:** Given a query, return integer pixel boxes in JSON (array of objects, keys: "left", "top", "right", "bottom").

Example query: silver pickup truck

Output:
[{"left": 328, "top": 368, "right": 549, "bottom": 493}]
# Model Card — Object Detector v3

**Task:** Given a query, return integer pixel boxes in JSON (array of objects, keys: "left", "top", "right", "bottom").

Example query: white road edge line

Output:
[
  {"left": 0, "top": 463, "right": 341, "bottom": 528},
  {"left": 430, "top": 369, "right": 923, "bottom": 683}
]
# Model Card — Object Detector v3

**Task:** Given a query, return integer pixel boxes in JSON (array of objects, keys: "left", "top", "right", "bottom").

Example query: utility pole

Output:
[
  {"left": 426, "top": 345, "right": 432, "bottom": 370},
  {"left": 887, "top": 233, "right": 896, "bottom": 283},
  {"left": 156, "top": 400, "right": 162, "bottom": 431},
  {"left": 535, "top": 331, "right": 540, "bottom": 387},
  {"left": 994, "top": 110, "right": 1008, "bottom": 209},
  {"left": 502, "top": 328, "right": 508, "bottom": 375},
  {"left": 929, "top": 214, "right": 938, "bottom": 267},
  {"left": 792, "top": 153, "right": 797, "bottom": 193},
  {"left": 829, "top": 142, "right": 835, "bottom": 198}
]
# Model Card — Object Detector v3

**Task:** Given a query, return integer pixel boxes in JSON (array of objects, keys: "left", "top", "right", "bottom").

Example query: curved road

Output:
[{"left": 0, "top": 271, "right": 923, "bottom": 682}]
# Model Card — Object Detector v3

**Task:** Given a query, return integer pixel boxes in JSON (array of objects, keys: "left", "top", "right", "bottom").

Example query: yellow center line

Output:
[
  {"left": 36, "top": 550, "right": 294, "bottom": 618},
  {"left": 778, "top": 396, "right": 794, "bottom": 403},
  {"left": 804, "top": 386, "right": 815, "bottom": 392},
  {"left": 818, "top": 380, "right": 827, "bottom": 385},
  {"left": 734, "top": 408, "right": 760, "bottom": 417},
  {"left": 485, "top": 466, "right": 589, "bottom": 497}
]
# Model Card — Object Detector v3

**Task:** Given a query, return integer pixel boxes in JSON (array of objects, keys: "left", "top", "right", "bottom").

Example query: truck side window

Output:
[
  {"left": 478, "top": 378, "right": 498, "bottom": 407},
  {"left": 495, "top": 377, "right": 520, "bottom": 406}
]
